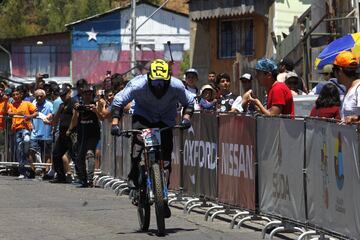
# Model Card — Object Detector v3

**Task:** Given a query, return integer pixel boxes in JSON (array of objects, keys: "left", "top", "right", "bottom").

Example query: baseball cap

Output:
[
  {"left": 256, "top": 58, "right": 278, "bottom": 74},
  {"left": 185, "top": 68, "right": 198, "bottom": 76},
  {"left": 200, "top": 84, "right": 215, "bottom": 95},
  {"left": 333, "top": 51, "right": 359, "bottom": 69},
  {"left": 320, "top": 64, "right": 333, "bottom": 74},
  {"left": 239, "top": 73, "right": 252, "bottom": 81},
  {"left": 285, "top": 71, "right": 299, "bottom": 80},
  {"left": 59, "top": 84, "right": 72, "bottom": 96}
]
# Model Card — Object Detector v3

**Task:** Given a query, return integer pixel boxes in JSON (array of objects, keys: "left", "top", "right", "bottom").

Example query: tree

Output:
[{"left": 0, "top": 0, "right": 185, "bottom": 38}]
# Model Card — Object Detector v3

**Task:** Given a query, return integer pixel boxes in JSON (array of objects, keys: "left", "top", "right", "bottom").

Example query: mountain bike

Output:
[{"left": 120, "top": 125, "right": 183, "bottom": 235}]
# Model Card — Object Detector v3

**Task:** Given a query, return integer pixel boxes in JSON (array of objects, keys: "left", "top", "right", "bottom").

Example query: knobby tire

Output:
[
  {"left": 152, "top": 163, "right": 165, "bottom": 235},
  {"left": 137, "top": 165, "right": 150, "bottom": 231}
]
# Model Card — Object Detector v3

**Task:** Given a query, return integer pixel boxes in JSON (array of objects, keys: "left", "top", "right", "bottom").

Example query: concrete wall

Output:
[{"left": 273, "top": 0, "right": 311, "bottom": 39}]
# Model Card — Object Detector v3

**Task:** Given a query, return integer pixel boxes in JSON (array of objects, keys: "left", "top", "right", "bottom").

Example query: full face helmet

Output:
[{"left": 148, "top": 59, "right": 171, "bottom": 98}]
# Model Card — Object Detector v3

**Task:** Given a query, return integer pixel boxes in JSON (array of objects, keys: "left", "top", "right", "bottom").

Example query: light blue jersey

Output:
[
  {"left": 112, "top": 75, "right": 194, "bottom": 126},
  {"left": 31, "top": 99, "right": 53, "bottom": 140}
]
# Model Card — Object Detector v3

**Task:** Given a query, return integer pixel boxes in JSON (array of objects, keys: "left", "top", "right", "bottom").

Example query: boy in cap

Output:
[
  {"left": 238, "top": 73, "right": 256, "bottom": 114},
  {"left": 184, "top": 68, "right": 199, "bottom": 96},
  {"left": 244, "top": 58, "right": 294, "bottom": 116},
  {"left": 309, "top": 64, "right": 346, "bottom": 95},
  {"left": 333, "top": 51, "right": 360, "bottom": 123}
]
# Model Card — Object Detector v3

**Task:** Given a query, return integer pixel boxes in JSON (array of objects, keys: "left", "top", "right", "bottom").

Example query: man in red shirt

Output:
[{"left": 244, "top": 58, "right": 294, "bottom": 116}]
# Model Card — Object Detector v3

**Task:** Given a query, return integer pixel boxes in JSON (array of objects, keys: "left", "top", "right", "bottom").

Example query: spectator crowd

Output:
[{"left": 0, "top": 50, "right": 360, "bottom": 184}]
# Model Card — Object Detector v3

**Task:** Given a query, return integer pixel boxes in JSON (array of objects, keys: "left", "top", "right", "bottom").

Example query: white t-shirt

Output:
[
  {"left": 231, "top": 96, "right": 244, "bottom": 112},
  {"left": 276, "top": 72, "right": 287, "bottom": 83},
  {"left": 341, "top": 81, "right": 360, "bottom": 119}
]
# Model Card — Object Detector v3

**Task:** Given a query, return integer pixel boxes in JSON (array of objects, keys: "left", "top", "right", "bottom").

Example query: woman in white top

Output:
[{"left": 333, "top": 51, "right": 360, "bottom": 123}]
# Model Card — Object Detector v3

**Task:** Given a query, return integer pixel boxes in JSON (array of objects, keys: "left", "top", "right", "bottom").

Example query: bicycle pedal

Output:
[{"left": 131, "top": 199, "right": 139, "bottom": 206}]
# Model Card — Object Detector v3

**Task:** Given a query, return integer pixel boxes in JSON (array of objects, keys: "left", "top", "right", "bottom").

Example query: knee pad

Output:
[{"left": 163, "top": 160, "right": 171, "bottom": 171}]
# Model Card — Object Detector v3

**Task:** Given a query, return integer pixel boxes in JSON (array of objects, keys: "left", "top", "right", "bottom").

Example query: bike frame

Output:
[{"left": 120, "top": 125, "right": 183, "bottom": 235}]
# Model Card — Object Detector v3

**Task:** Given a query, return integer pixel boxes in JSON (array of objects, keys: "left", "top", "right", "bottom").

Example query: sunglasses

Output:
[{"left": 151, "top": 80, "right": 165, "bottom": 87}]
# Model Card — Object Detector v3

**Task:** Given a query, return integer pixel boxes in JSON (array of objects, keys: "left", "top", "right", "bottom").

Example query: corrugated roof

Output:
[
  {"left": 65, "top": 0, "right": 188, "bottom": 28},
  {"left": 188, "top": 0, "right": 269, "bottom": 20}
]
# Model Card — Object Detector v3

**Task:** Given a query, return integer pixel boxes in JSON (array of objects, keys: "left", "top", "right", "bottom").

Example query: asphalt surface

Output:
[{"left": 0, "top": 175, "right": 290, "bottom": 240}]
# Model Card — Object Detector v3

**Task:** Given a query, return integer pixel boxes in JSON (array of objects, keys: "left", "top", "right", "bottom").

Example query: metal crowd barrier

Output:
[
  {"left": 91, "top": 112, "right": 360, "bottom": 239},
  {"left": 0, "top": 115, "right": 53, "bottom": 172}
]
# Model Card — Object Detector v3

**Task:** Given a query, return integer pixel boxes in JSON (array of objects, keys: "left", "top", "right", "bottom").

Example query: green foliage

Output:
[{"left": 0, "top": 0, "right": 169, "bottom": 38}]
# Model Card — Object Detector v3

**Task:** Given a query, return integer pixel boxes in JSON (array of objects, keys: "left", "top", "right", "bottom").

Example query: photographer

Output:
[
  {"left": 95, "top": 88, "right": 111, "bottom": 120},
  {"left": 67, "top": 85, "right": 100, "bottom": 188}
]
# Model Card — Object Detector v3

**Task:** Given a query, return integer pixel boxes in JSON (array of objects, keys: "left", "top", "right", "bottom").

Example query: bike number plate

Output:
[{"left": 141, "top": 128, "right": 161, "bottom": 147}]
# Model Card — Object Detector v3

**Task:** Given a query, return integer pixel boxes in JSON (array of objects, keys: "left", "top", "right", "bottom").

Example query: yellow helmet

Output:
[{"left": 148, "top": 59, "right": 171, "bottom": 81}]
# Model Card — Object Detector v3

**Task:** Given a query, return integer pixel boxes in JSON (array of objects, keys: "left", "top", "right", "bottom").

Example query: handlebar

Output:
[{"left": 119, "top": 124, "right": 187, "bottom": 138}]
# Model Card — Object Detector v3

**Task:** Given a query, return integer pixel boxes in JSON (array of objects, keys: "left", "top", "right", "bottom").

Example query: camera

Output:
[
  {"left": 41, "top": 74, "right": 49, "bottom": 78},
  {"left": 77, "top": 104, "right": 92, "bottom": 112},
  {"left": 98, "top": 89, "right": 105, "bottom": 98}
]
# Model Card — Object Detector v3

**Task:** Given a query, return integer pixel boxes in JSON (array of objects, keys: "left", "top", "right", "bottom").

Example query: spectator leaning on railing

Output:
[
  {"left": 309, "top": 83, "right": 341, "bottom": 120},
  {"left": 29, "top": 89, "right": 53, "bottom": 174},
  {"left": 216, "top": 72, "right": 243, "bottom": 113},
  {"left": 332, "top": 51, "right": 360, "bottom": 124},
  {"left": 7, "top": 86, "right": 38, "bottom": 179},
  {"left": 243, "top": 58, "right": 294, "bottom": 117}
]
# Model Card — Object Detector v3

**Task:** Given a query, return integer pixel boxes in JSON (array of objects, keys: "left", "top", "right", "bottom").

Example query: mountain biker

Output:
[{"left": 110, "top": 59, "right": 194, "bottom": 218}]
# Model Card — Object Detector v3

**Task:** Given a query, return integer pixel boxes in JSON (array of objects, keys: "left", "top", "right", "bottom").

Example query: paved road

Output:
[{"left": 0, "top": 175, "right": 287, "bottom": 240}]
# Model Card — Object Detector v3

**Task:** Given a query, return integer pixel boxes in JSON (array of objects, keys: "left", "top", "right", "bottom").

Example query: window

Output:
[
  {"left": 99, "top": 43, "right": 119, "bottom": 62},
  {"left": 164, "top": 43, "right": 184, "bottom": 61},
  {"left": 13, "top": 45, "right": 70, "bottom": 77},
  {"left": 219, "top": 19, "right": 254, "bottom": 58}
]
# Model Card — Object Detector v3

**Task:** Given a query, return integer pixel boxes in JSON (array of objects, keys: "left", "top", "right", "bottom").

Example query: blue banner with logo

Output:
[{"left": 306, "top": 119, "right": 360, "bottom": 239}]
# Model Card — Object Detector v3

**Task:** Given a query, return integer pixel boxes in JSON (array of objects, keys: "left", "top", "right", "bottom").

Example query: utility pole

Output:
[
  {"left": 356, "top": 0, "right": 360, "bottom": 32},
  {"left": 130, "top": 0, "right": 136, "bottom": 76}
]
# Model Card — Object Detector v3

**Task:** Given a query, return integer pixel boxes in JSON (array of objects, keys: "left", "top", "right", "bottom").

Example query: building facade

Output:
[
  {"left": 66, "top": 1, "right": 190, "bottom": 84},
  {"left": 188, "top": 0, "right": 311, "bottom": 87},
  {"left": 1, "top": 32, "right": 71, "bottom": 84}
]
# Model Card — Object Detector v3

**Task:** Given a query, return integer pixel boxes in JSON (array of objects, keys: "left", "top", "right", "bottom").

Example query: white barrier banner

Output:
[
  {"left": 306, "top": 119, "right": 360, "bottom": 239},
  {"left": 257, "top": 117, "right": 306, "bottom": 222},
  {"left": 101, "top": 120, "right": 115, "bottom": 176}
]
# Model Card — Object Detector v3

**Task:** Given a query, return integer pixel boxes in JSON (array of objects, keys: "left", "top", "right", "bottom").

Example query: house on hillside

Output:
[
  {"left": 66, "top": 0, "right": 190, "bottom": 84},
  {"left": 188, "top": 0, "right": 311, "bottom": 87},
  {"left": 0, "top": 32, "right": 71, "bottom": 84}
]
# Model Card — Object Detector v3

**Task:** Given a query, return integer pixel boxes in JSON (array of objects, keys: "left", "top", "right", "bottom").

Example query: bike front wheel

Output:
[
  {"left": 137, "top": 165, "right": 150, "bottom": 231},
  {"left": 137, "top": 188, "right": 150, "bottom": 231},
  {"left": 152, "top": 163, "right": 165, "bottom": 235}
]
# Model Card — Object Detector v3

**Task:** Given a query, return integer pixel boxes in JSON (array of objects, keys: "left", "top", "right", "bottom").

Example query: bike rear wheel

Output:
[{"left": 152, "top": 163, "right": 165, "bottom": 235}]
